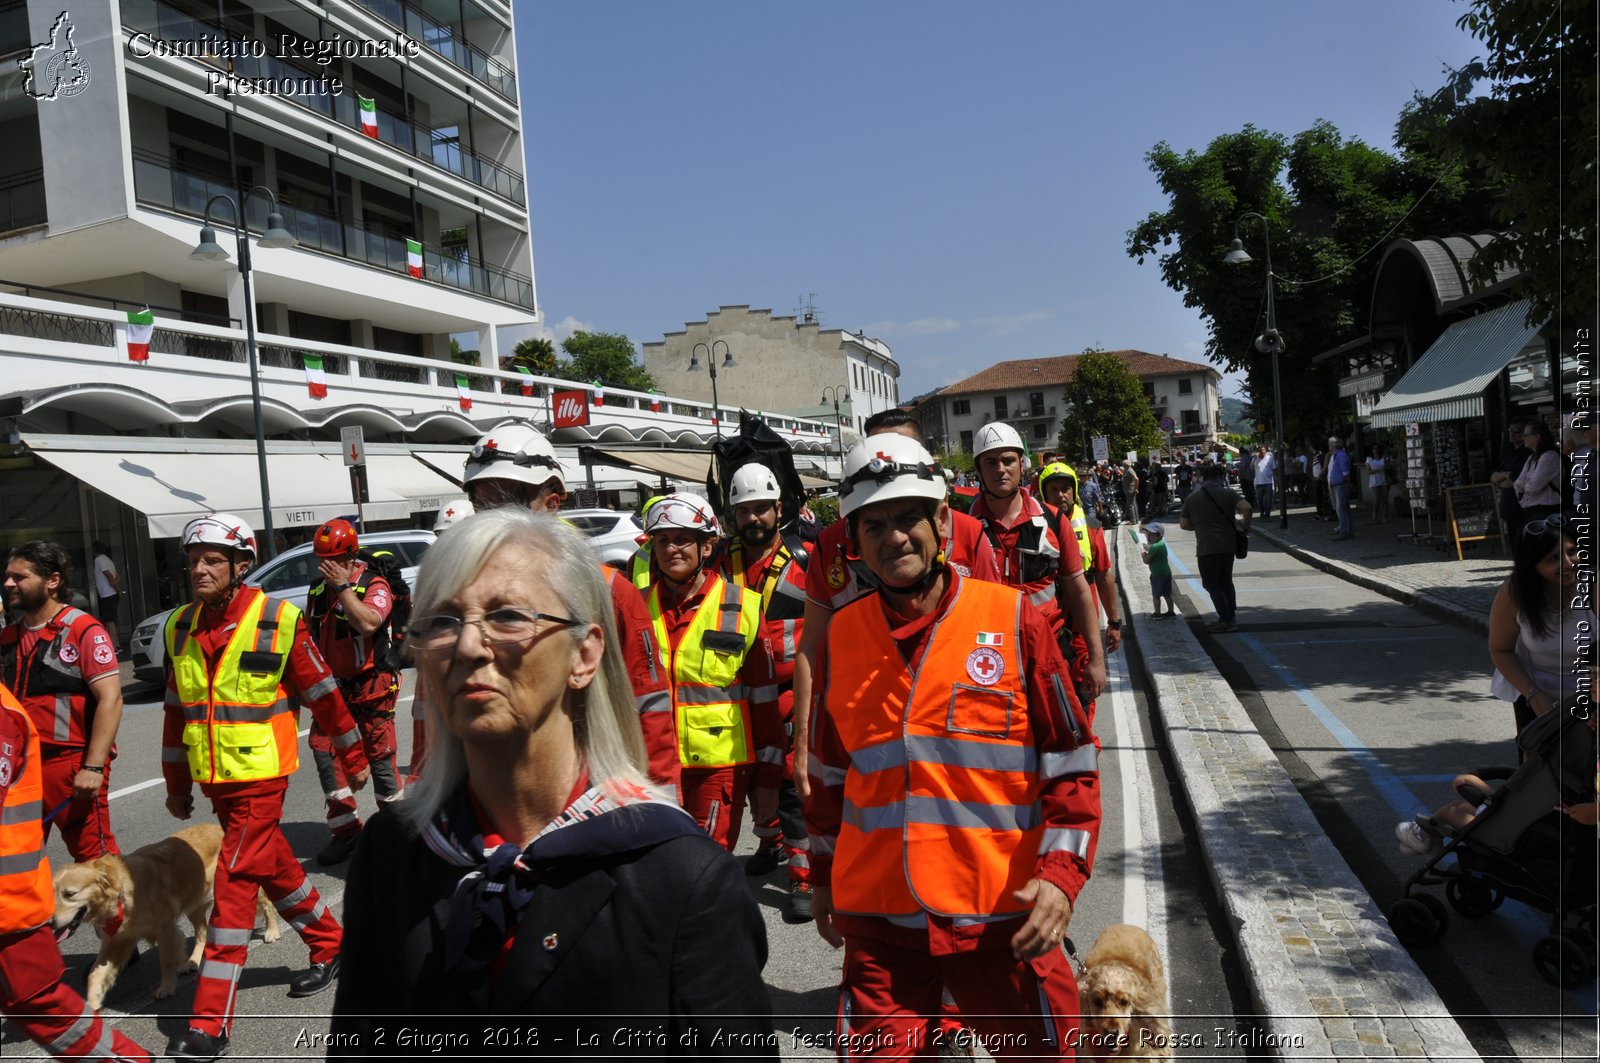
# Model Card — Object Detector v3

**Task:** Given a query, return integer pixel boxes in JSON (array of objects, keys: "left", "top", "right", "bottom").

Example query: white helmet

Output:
[
  {"left": 728, "top": 463, "right": 782, "bottom": 507},
  {"left": 462, "top": 423, "right": 566, "bottom": 492},
  {"left": 838, "top": 436, "right": 947, "bottom": 519},
  {"left": 645, "top": 493, "right": 721, "bottom": 537},
  {"left": 973, "top": 422, "right": 1026, "bottom": 461},
  {"left": 181, "top": 512, "right": 257, "bottom": 558},
  {"left": 433, "top": 497, "right": 475, "bottom": 533}
]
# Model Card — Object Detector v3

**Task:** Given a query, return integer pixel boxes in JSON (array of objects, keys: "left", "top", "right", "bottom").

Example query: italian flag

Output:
[
  {"left": 592, "top": 385, "right": 605, "bottom": 408},
  {"left": 406, "top": 238, "right": 423, "bottom": 278},
  {"left": 976, "top": 631, "right": 1004, "bottom": 646},
  {"left": 358, "top": 96, "right": 378, "bottom": 138},
  {"left": 649, "top": 391, "right": 660, "bottom": 413},
  {"left": 516, "top": 365, "right": 534, "bottom": 397},
  {"left": 303, "top": 353, "right": 327, "bottom": 398},
  {"left": 454, "top": 373, "right": 472, "bottom": 411},
  {"left": 125, "top": 309, "right": 154, "bottom": 362}
]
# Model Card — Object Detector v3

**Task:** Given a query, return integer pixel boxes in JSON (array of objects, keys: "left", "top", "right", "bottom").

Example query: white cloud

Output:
[{"left": 496, "top": 315, "right": 595, "bottom": 352}]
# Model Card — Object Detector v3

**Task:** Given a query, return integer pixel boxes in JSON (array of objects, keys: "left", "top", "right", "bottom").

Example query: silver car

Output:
[
  {"left": 129, "top": 530, "right": 435, "bottom": 685},
  {"left": 564, "top": 508, "right": 646, "bottom": 567}
]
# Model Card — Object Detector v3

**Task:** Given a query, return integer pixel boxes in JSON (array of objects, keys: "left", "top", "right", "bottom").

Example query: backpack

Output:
[
  {"left": 706, "top": 411, "right": 810, "bottom": 548},
  {"left": 359, "top": 548, "right": 413, "bottom": 670}
]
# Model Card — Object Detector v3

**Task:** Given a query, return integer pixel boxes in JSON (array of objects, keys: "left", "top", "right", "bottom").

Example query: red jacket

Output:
[
  {"left": 805, "top": 511, "right": 1001, "bottom": 613},
  {"left": 717, "top": 539, "right": 809, "bottom": 714},
  {"left": 602, "top": 567, "right": 679, "bottom": 792},
  {"left": 0, "top": 606, "right": 118, "bottom": 748},
  {"left": 967, "top": 492, "right": 1084, "bottom": 635}
]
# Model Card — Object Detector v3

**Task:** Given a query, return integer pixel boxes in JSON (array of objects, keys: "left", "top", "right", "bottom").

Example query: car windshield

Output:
[
  {"left": 568, "top": 515, "right": 619, "bottom": 536},
  {"left": 254, "top": 553, "right": 320, "bottom": 593}
]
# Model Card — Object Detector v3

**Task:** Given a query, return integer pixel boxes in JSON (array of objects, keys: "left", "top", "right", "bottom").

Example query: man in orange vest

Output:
[
  {"left": 162, "top": 514, "right": 370, "bottom": 1062},
  {"left": 305, "top": 519, "right": 405, "bottom": 866},
  {"left": 0, "top": 679, "right": 153, "bottom": 1062},
  {"left": 1, "top": 541, "right": 127, "bottom": 859},
  {"left": 807, "top": 441, "right": 1102, "bottom": 1059}
]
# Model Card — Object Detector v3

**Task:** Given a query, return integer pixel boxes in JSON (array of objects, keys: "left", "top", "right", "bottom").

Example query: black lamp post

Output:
[
  {"left": 1224, "top": 213, "right": 1289, "bottom": 530},
  {"left": 689, "top": 340, "right": 735, "bottom": 438},
  {"left": 820, "top": 384, "right": 849, "bottom": 475},
  {"left": 190, "top": 186, "right": 298, "bottom": 558}
]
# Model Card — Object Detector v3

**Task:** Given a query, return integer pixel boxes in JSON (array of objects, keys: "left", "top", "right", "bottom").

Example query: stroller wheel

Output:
[
  {"left": 1532, "top": 934, "right": 1596, "bottom": 989},
  {"left": 1388, "top": 896, "right": 1448, "bottom": 945},
  {"left": 1445, "top": 879, "right": 1503, "bottom": 918}
]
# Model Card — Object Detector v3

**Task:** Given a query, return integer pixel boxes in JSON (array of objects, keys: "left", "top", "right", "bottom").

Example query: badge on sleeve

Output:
[
  {"left": 93, "top": 645, "right": 114, "bottom": 666},
  {"left": 826, "top": 557, "right": 846, "bottom": 590},
  {"left": 0, "top": 751, "right": 12, "bottom": 790},
  {"left": 966, "top": 647, "right": 1004, "bottom": 687},
  {"left": 59, "top": 641, "right": 79, "bottom": 665}
]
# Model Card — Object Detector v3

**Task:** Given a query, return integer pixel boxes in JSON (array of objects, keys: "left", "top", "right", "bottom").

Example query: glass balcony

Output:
[
  {"left": 349, "top": 0, "right": 515, "bottom": 100},
  {"left": 132, "top": 151, "right": 535, "bottom": 310}
]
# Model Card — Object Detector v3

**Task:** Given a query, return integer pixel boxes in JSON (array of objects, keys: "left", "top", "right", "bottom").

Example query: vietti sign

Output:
[{"left": 552, "top": 388, "right": 590, "bottom": 428}]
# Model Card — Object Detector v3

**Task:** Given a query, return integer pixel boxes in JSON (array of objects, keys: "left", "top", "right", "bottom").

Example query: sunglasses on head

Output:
[{"left": 1523, "top": 513, "right": 1565, "bottom": 535}]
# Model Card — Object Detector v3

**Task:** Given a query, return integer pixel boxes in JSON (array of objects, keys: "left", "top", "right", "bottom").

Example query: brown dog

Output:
[
  {"left": 1079, "top": 923, "right": 1173, "bottom": 1059},
  {"left": 51, "top": 823, "right": 281, "bottom": 1009}
]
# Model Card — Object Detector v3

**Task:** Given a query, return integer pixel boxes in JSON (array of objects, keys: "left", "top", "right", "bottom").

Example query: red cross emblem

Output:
[
  {"left": 876, "top": 451, "right": 895, "bottom": 462},
  {"left": 966, "top": 647, "right": 1004, "bottom": 687}
]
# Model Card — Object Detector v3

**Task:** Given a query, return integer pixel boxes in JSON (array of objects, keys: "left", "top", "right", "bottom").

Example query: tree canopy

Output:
[
  {"left": 503, "top": 336, "right": 557, "bottom": 376},
  {"left": 552, "top": 331, "right": 657, "bottom": 392},
  {"left": 1058, "top": 349, "right": 1164, "bottom": 462}
]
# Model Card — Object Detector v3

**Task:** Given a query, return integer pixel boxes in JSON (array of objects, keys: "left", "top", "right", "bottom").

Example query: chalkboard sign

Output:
[{"left": 1445, "top": 483, "right": 1503, "bottom": 560}]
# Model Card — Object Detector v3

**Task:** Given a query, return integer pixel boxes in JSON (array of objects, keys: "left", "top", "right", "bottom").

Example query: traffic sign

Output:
[
  {"left": 341, "top": 426, "right": 366, "bottom": 467},
  {"left": 1159, "top": 416, "right": 1175, "bottom": 433},
  {"left": 1091, "top": 435, "right": 1109, "bottom": 462}
]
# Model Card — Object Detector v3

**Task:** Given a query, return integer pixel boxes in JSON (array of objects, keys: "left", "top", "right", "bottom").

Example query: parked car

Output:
[
  {"left": 564, "top": 508, "right": 646, "bottom": 567},
  {"left": 129, "top": 530, "right": 435, "bottom": 685}
]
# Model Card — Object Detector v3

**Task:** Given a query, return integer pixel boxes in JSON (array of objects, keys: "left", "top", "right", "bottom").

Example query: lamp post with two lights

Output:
[
  {"left": 819, "top": 384, "right": 850, "bottom": 475},
  {"left": 689, "top": 340, "right": 735, "bottom": 438},
  {"left": 1223, "top": 212, "right": 1289, "bottom": 530}
]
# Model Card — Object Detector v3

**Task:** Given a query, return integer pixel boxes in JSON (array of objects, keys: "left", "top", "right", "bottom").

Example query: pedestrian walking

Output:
[
  {"left": 1141, "top": 523, "right": 1175, "bottom": 618},
  {"left": 1237, "top": 448, "right": 1256, "bottom": 509},
  {"left": 1253, "top": 445, "right": 1276, "bottom": 522},
  {"left": 1327, "top": 436, "right": 1354, "bottom": 540},
  {"left": 1364, "top": 445, "right": 1393, "bottom": 525},
  {"left": 1, "top": 541, "right": 126, "bottom": 860},
  {"left": 806, "top": 445, "right": 1101, "bottom": 1059},
  {"left": 91, "top": 542, "right": 122, "bottom": 654},
  {"left": 1179, "top": 464, "right": 1252, "bottom": 632},
  {"left": 162, "top": 514, "right": 370, "bottom": 1062}
]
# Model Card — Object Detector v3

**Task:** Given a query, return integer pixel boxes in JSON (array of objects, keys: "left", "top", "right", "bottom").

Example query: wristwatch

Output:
[
  {"left": 1106, "top": 620, "right": 1122, "bottom": 630},
  {"left": 333, "top": 582, "right": 351, "bottom": 594}
]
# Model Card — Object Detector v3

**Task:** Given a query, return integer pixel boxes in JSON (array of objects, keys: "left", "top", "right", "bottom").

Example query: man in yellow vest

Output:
[
  {"left": 807, "top": 442, "right": 1102, "bottom": 1059},
  {"left": 162, "top": 514, "right": 369, "bottom": 1062},
  {"left": 0, "top": 679, "right": 154, "bottom": 1062},
  {"left": 642, "top": 493, "right": 782, "bottom": 849}
]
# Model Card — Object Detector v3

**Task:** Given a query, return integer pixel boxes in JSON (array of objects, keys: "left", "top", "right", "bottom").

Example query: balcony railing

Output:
[
  {"left": 349, "top": 0, "right": 515, "bottom": 100},
  {"left": 132, "top": 150, "right": 535, "bottom": 310},
  {"left": 0, "top": 169, "right": 46, "bottom": 234},
  {"left": 122, "top": 0, "right": 524, "bottom": 205}
]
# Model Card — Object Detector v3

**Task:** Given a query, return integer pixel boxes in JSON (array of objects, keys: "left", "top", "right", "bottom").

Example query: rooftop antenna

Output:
[{"left": 795, "top": 292, "right": 821, "bottom": 326}]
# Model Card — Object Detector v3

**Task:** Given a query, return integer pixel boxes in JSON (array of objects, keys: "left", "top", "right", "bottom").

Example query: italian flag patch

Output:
[{"left": 976, "top": 632, "right": 1004, "bottom": 646}]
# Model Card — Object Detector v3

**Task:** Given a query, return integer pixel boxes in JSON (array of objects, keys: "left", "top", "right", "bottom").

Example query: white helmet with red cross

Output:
[
  {"left": 181, "top": 513, "right": 257, "bottom": 558},
  {"left": 462, "top": 423, "right": 566, "bottom": 493},
  {"left": 838, "top": 436, "right": 947, "bottom": 519},
  {"left": 644, "top": 493, "right": 722, "bottom": 538}
]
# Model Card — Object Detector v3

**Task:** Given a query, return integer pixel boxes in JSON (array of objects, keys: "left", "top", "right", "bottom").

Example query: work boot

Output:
[
  {"left": 169, "top": 1028, "right": 229, "bottom": 1061},
  {"left": 784, "top": 881, "right": 814, "bottom": 922},
  {"left": 315, "top": 831, "right": 360, "bottom": 866},
  {"left": 744, "top": 842, "right": 784, "bottom": 877},
  {"left": 287, "top": 957, "right": 341, "bottom": 998}
]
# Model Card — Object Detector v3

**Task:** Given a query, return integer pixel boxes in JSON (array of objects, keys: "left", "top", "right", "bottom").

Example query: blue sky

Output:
[{"left": 513, "top": 0, "right": 1485, "bottom": 401}]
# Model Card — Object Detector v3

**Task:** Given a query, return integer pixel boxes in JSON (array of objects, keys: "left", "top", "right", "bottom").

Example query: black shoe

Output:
[
  {"left": 784, "top": 882, "right": 814, "bottom": 922},
  {"left": 169, "top": 1028, "right": 229, "bottom": 1061},
  {"left": 287, "top": 957, "right": 340, "bottom": 998},
  {"left": 315, "top": 832, "right": 360, "bottom": 866},
  {"left": 744, "top": 844, "right": 784, "bottom": 877}
]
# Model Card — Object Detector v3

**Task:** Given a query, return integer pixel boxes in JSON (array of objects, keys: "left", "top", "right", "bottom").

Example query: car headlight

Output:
[{"left": 133, "top": 624, "right": 156, "bottom": 640}]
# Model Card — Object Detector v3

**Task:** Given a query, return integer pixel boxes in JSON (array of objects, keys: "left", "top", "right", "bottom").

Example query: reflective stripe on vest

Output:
[
  {"left": 1068, "top": 508, "right": 1093, "bottom": 571},
  {"left": 647, "top": 574, "right": 761, "bottom": 768},
  {"left": 0, "top": 606, "right": 99, "bottom": 745},
  {"left": 0, "top": 690, "right": 54, "bottom": 933},
  {"left": 826, "top": 578, "right": 1043, "bottom": 920},
  {"left": 165, "top": 592, "right": 303, "bottom": 784},
  {"left": 629, "top": 547, "right": 653, "bottom": 590}
]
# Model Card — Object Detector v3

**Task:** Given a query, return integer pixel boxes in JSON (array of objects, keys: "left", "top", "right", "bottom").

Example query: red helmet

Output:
[{"left": 313, "top": 519, "right": 359, "bottom": 558}]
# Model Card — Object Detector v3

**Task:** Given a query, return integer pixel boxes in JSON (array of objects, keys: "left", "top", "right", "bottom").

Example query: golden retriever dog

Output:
[
  {"left": 1080, "top": 923, "right": 1173, "bottom": 1059},
  {"left": 51, "top": 823, "right": 280, "bottom": 1009}
]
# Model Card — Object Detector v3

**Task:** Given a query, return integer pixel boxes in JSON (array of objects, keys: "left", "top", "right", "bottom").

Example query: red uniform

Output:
[
  {"left": 162, "top": 588, "right": 368, "bottom": 1039},
  {"left": 967, "top": 492, "right": 1085, "bottom": 638},
  {"left": 0, "top": 682, "right": 152, "bottom": 1062},
  {"left": 806, "top": 511, "right": 1001, "bottom": 613},
  {"left": 603, "top": 566, "right": 679, "bottom": 795},
  {"left": 807, "top": 572, "right": 1101, "bottom": 1059},
  {"left": 307, "top": 566, "right": 402, "bottom": 840},
  {"left": 0, "top": 606, "right": 122, "bottom": 859}
]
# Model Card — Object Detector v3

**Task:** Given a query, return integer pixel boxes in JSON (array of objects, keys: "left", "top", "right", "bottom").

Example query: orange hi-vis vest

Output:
[
  {"left": 165, "top": 590, "right": 306, "bottom": 784},
  {"left": 0, "top": 683, "right": 54, "bottom": 932},
  {"left": 826, "top": 578, "right": 1044, "bottom": 920},
  {"left": 646, "top": 573, "right": 762, "bottom": 769}
]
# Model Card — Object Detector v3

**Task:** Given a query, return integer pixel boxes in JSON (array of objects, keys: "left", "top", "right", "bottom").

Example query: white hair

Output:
[{"left": 399, "top": 508, "right": 654, "bottom": 831}]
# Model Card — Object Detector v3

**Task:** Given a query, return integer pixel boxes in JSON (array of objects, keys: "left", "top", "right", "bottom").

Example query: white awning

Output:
[
  {"left": 415, "top": 447, "right": 645, "bottom": 493},
  {"left": 363, "top": 454, "right": 462, "bottom": 515},
  {"left": 1369, "top": 300, "right": 1546, "bottom": 427}
]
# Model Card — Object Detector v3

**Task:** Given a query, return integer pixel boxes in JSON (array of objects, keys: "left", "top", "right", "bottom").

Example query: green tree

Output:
[
  {"left": 448, "top": 337, "right": 480, "bottom": 366},
  {"left": 1406, "top": 0, "right": 1596, "bottom": 328},
  {"left": 503, "top": 336, "right": 557, "bottom": 376},
  {"left": 1059, "top": 349, "right": 1163, "bottom": 462},
  {"left": 554, "top": 331, "right": 657, "bottom": 391}
]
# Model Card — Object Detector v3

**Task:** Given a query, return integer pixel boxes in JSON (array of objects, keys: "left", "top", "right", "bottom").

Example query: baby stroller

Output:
[{"left": 1388, "top": 703, "right": 1598, "bottom": 988}]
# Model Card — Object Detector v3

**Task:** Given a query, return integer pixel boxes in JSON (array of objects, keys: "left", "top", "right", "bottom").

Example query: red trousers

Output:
[
  {"left": 192, "top": 779, "right": 343, "bottom": 1037},
  {"left": 40, "top": 747, "right": 120, "bottom": 860},
  {"left": 836, "top": 933, "right": 1081, "bottom": 1060},
  {"left": 311, "top": 708, "right": 402, "bottom": 837},
  {"left": 682, "top": 765, "right": 750, "bottom": 851},
  {"left": 0, "top": 922, "right": 151, "bottom": 1061}
]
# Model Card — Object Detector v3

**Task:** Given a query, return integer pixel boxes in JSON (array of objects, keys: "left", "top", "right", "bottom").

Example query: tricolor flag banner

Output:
[
  {"left": 125, "top": 309, "right": 154, "bottom": 362},
  {"left": 516, "top": 365, "right": 534, "bottom": 397},
  {"left": 976, "top": 631, "right": 1004, "bottom": 646},
  {"left": 648, "top": 391, "right": 660, "bottom": 413},
  {"left": 303, "top": 353, "right": 327, "bottom": 399},
  {"left": 592, "top": 384, "right": 605, "bottom": 408},
  {"left": 454, "top": 373, "right": 473, "bottom": 411},
  {"left": 358, "top": 96, "right": 379, "bottom": 138},
  {"left": 406, "top": 238, "right": 423, "bottom": 278}
]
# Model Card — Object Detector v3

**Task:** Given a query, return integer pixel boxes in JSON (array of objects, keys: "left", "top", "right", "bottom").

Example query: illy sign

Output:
[{"left": 552, "top": 388, "right": 590, "bottom": 428}]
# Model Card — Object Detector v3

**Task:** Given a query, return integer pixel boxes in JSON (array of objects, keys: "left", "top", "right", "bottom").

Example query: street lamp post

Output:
[
  {"left": 688, "top": 340, "right": 735, "bottom": 438},
  {"left": 1224, "top": 214, "right": 1289, "bottom": 530},
  {"left": 190, "top": 186, "right": 298, "bottom": 559},
  {"left": 820, "top": 384, "right": 849, "bottom": 475}
]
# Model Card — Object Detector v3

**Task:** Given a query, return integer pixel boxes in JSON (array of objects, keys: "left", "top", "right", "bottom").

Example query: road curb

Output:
[{"left": 1114, "top": 533, "right": 1482, "bottom": 1061}]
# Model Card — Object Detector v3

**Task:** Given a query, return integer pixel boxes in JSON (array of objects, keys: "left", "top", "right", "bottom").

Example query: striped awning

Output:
[{"left": 1369, "top": 299, "right": 1545, "bottom": 428}]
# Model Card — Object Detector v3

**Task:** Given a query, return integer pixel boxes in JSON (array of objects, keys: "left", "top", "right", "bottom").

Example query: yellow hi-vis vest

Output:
[
  {"left": 629, "top": 546, "right": 653, "bottom": 591},
  {"left": 165, "top": 591, "right": 305, "bottom": 784},
  {"left": 647, "top": 573, "right": 761, "bottom": 768},
  {"left": 1068, "top": 504, "right": 1094, "bottom": 571}
]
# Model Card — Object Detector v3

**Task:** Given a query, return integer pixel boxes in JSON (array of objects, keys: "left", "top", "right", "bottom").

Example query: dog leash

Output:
[
  {"left": 42, "top": 797, "right": 72, "bottom": 823},
  {"left": 1063, "top": 936, "right": 1087, "bottom": 977}
]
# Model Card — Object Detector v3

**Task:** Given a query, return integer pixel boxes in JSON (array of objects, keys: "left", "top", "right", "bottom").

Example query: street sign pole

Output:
[{"left": 341, "top": 426, "right": 367, "bottom": 532}]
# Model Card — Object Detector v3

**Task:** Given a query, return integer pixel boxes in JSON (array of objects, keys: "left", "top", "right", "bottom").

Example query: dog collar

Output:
[{"left": 102, "top": 897, "right": 125, "bottom": 938}]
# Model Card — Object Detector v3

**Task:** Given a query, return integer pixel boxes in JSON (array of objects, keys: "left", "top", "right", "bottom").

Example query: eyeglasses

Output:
[
  {"left": 409, "top": 607, "right": 580, "bottom": 651},
  {"left": 1523, "top": 513, "right": 1565, "bottom": 535}
]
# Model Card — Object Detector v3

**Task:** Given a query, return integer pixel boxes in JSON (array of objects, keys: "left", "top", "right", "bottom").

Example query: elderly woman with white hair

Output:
[{"left": 329, "top": 509, "right": 773, "bottom": 1058}]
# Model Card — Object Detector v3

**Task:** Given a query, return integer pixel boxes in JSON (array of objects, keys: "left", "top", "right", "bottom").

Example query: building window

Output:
[
  {"left": 952, "top": 399, "right": 971, "bottom": 416},
  {"left": 960, "top": 430, "right": 974, "bottom": 453},
  {"left": 1032, "top": 422, "right": 1048, "bottom": 440},
  {"left": 1028, "top": 391, "right": 1045, "bottom": 416},
  {"left": 1143, "top": 382, "right": 1156, "bottom": 401},
  {"left": 1182, "top": 409, "right": 1201, "bottom": 433},
  {"left": 1178, "top": 378, "right": 1193, "bottom": 395},
  {"left": 994, "top": 395, "right": 1008, "bottom": 419}
]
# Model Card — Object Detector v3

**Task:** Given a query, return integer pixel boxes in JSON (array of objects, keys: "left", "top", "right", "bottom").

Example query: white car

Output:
[
  {"left": 564, "top": 508, "right": 646, "bottom": 567},
  {"left": 129, "top": 530, "right": 435, "bottom": 685}
]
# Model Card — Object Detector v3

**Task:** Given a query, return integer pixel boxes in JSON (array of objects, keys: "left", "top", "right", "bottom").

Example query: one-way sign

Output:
[{"left": 341, "top": 425, "right": 366, "bottom": 467}]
